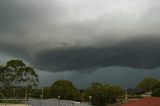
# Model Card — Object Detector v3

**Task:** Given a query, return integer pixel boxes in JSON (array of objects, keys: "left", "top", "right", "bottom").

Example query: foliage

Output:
[
  {"left": 127, "top": 88, "right": 145, "bottom": 95},
  {"left": 78, "top": 89, "right": 88, "bottom": 102},
  {"left": 0, "top": 59, "right": 39, "bottom": 98},
  {"left": 6, "top": 60, "right": 39, "bottom": 88},
  {"left": 31, "top": 88, "right": 41, "bottom": 98},
  {"left": 152, "top": 88, "right": 160, "bottom": 97},
  {"left": 51, "top": 80, "right": 80, "bottom": 101},
  {"left": 85, "top": 82, "right": 124, "bottom": 106},
  {"left": 105, "top": 85, "right": 124, "bottom": 103},
  {"left": 85, "top": 82, "right": 107, "bottom": 106},
  {"left": 137, "top": 77, "right": 160, "bottom": 92},
  {"left": 43, "top": 87, "right": 52, "bottom": 99},
  {"left": 31, "top": 87, "right": 52, "bottom": 99}
]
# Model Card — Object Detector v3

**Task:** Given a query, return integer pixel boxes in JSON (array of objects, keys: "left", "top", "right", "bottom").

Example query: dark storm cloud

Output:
[
  {"left": 1, "top": 0, "right": 160, "bottom": 72},
  {"left": 32, "top": 36, "right": 160, "bottom": 72},
  {"left": 0, "top": 41, "right": 30, "bottom": 60},
  {"left": 38, "top": 66, "right": 160, "bottom": 88}
]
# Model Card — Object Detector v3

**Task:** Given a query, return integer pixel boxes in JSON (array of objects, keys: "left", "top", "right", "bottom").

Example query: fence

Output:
[
  {"left": 0, "top": 99, "right": 91, "bottom": 106},
  {"left": 29, "top": 99, "right": 91, "bottom": 106}
]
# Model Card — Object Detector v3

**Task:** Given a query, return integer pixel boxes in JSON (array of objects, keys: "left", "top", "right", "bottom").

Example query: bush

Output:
[
  {"left": 152, "top": 88, "right": 160, "bottom": 97},
  {"left": 85, "top": 83, "right": 124, "bottom": 106}
]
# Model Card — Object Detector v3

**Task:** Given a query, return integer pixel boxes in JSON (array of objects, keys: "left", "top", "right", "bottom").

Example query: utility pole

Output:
[
  {"left": 41, "top": 87, "right": 44, "bottom": 99},
  {"left": 124, "top": 88, "right": 128, "bottom": 101},
  {"left": 89, "top": 96, "right": 92, "bottom": 105},
  {"left": 58, "top": 96, "right": 60, "bottom": 106}
]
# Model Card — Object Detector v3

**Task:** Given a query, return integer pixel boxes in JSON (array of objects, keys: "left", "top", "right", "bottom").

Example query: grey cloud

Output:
[
  {"left": 31, "top": 36, "right": 160, "bottom": 72},
  {"left": 38, "top": 66, "right": 160, "bottom": 88},
  {"left": 0, "top": 1, "right": 34, "bottom": 35},
  {"left": 0, "top": 41, "right": 30, "bottom": 61},
  {"left": 1, "top": 0, "right": 160, "bottom": 72}
]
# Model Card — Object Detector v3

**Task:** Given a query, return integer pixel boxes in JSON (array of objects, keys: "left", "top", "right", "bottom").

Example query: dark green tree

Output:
[
  {"left": 105, "top": 85, "right": 123, "bottom": 103},
  {"left": 137, "top": 77, "right": 160, "bottom": 92},
  {"left": 85, "top": 82, "right": 108, "bottom": 106},
  {"left": 85, "top": 82, "right": 124, "bottom": 106},
  {"left": 0, "top": 66, "right": 4, "bottom": 88},
  {"left": 0, "top": 65, "right": 14, "bottom": 98},
  {"left": 43, "top": 87, "right": 52, "bottom": 99},
  {"left": 51, "top": 80, "right": 80, "bottom": 101},
  {"left": 1, "top": 59, "right": 39, "bottom": 98},
  {"left": 152, "top": 88, "right": 160, "bottom": 97},
  {"left": 0, "top": 65, "right": 5, "bottom": 98},
  {"left": 31, "top": 88, "right": 41, "bottom": 98}
]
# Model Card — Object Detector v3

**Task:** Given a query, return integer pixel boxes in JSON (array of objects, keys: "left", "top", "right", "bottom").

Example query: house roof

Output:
[{"left": 120, "top": 97, "right": 160, "bottom": 106}]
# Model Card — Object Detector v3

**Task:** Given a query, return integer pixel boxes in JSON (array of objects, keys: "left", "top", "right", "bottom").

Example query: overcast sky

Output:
[{"left": 1, "top": 0, "right": 160, "bottom": 88}]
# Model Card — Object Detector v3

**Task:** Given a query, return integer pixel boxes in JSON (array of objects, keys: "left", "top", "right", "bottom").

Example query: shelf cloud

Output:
[{"left": 1, "top": 0, "right": 160, "bottom": 72}]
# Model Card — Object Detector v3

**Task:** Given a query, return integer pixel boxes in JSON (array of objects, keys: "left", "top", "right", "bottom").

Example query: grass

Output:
[{"left": 0, "top": 100, "right": 24, "bottom": 104}]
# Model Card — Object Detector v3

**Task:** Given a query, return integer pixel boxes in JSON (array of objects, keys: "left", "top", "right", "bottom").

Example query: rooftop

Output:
[{"left": 120, "top": 97, "right": 160, "bottom": 106}]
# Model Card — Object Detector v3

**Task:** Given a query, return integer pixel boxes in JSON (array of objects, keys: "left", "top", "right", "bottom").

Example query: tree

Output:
[
  {"left": 85, "top": 82, "right": 108, "bottom": 106},
  {"left": 31, "top": 88, "right": 41, "bottom": 98},
  {"left": 85, "top": 82, "right": 124, "bottom": 106},
  {"left": 43, "top": 87, "right": 52, "bottom": 99},
  {"left": 0, "top": 59, "right": 39, "bottom": 98},
  {"left": 78, "top": 89, "right": 88, "bottom": 102},
  {"left": 137, "top": 77, "right": 160, "bottom": 92},
  {"left": 0, "top": 65, "right": 15, "bottom": 98},
  {"left": 152, "top": 88, "right": 160, "bottom": 97},
  {"left": 51, "top": 80, "right": 80, "bottom": 101},
  {"left": 31, "top": 87, "right": 52, "bottom": 99},
  {"left": 6, "top": 60, "right": 26, "bottom": 98},
  {"left": 0, "top": 65, "right": 5, "bottom": 98},
  {"left": 105, "top": 85, "right": 123, "bottom": 103},
  {"left": 0, "top": 66, "right": 4, "bottom": 88}
]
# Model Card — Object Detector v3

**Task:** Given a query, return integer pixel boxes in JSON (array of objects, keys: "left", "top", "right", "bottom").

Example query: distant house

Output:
[{"left": 141, "top": 92, "right": 152, "bottom": 97}]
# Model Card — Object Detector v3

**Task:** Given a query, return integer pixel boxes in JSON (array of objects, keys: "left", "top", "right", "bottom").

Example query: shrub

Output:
[{"left": 152, "top": 88, "right": 160, "bottom": 97}]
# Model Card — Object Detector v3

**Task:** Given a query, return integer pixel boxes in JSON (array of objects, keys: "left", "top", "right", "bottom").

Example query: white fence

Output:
[
  {"left": 29, "top": 99, "right": 91, "bottom": 106},
  {"left": 0, "top": 99, "right": 91, "bottom": 106}
]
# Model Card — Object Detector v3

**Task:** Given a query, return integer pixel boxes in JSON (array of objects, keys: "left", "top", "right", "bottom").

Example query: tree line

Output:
[
  {"left": 31, "top": 80, "right": 124, "bottom": 106},
  {"left": 1, "top": 59, "right": 160, "bottom": 106},
  {"left": 0, "top": 59, "right": 124, "bottom": 106},
  {"left": 137, "top": 77, "right": 160, "bottom": 97}
]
